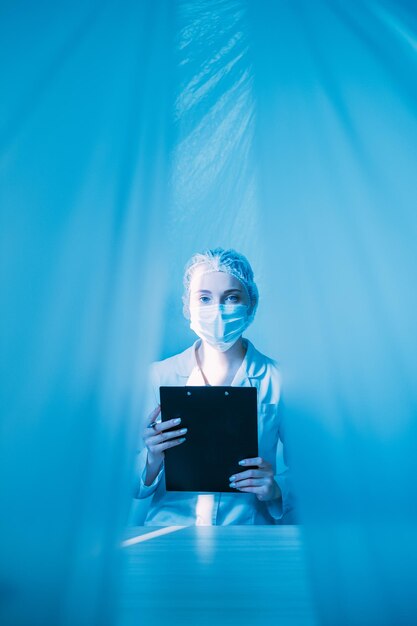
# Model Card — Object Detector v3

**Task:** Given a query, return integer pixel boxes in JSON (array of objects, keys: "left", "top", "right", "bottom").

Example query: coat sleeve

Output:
[
  {"left": 133, "top": 362, "right": 165, "bottom": 499},
  {"left": 265, "top": 386, "right": 295, "bottom": 522}
]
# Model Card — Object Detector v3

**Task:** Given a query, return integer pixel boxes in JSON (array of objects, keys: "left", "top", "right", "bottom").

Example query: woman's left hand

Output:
[{"left": 229, "top": 457, "right": 282, "bottom": 502}]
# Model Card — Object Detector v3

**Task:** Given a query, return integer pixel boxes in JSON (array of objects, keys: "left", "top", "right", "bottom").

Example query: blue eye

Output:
[
  {"left": 199, "top": 295, "right": 211, "bottom": 304},
  {"left": 225, "top": 295, "right": 239, "bottom": 303}
]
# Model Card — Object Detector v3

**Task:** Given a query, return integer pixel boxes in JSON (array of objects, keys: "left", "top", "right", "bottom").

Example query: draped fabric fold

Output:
[
  {"left": 0, "top": 2, "right": 174, "bottom": 625},
  {"left": 249, "top": 1, "right": 417, "bottom": 624}
]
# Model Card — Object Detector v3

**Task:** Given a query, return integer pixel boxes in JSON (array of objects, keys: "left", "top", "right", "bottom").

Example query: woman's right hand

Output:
[{"left": 143, "top": 405, "right": 187, "bottom": 485}]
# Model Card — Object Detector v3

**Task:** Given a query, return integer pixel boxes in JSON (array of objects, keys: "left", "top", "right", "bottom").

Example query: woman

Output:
[{"left": 134, "top": 248, "right": 292, "bottom": 525}]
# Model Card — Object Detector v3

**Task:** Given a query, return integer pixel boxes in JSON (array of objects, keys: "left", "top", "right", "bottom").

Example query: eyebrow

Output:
[{"left": 195, "top": 289, "right": 242, "bottom": 294}]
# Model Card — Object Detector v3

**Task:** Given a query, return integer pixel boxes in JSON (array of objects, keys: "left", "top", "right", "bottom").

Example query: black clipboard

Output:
[{"left": 160, "top": 386, "right": 258, "bottom": 493}]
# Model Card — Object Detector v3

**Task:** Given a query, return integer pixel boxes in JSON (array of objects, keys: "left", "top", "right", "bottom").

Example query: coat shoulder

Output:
[
  {"left": 250, "top": 342, "right": 281, "bottom": 381},
  {"left": 150, "top": 343, "right": 195, "bottom": 386}
]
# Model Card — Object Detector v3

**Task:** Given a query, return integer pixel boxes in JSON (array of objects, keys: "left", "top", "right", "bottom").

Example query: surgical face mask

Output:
[{"left": 189, "top": 303, "right": 250, "bottom": 352}]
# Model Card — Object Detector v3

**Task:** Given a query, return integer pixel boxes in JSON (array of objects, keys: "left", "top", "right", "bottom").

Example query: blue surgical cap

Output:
[{"left": 182, "top": 248, "right": 259, "bottom": 321}]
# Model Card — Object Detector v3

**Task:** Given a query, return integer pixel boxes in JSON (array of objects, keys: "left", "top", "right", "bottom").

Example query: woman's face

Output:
[{"left": 189, "top": 269, "right": 249, "bottom": 308}]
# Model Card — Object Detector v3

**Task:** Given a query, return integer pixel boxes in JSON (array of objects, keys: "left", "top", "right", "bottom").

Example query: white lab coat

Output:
[{"left": 134, "top": 338, "right": 293, "bottom": 525}]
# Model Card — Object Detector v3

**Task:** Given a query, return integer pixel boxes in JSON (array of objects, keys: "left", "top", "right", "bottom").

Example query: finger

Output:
[
  {"left": 153, "top": 417, "right": 182, "bottom": 433},
  {"left": 144, "top": 417, "right": 180, "bottom": 437},
  {"left": 230, "top": 478, "right": 265, "bottom": 489},
  {"left": 146, "top": 405, "right": 161, "bottom": 425},
  {"left": 233, "top": 486, "right": 266, "bottom": 494},
  {"left": 229, "top": 469, "right": 267, "bottom": 482},
  {"left": 153, "top": 437, "right": 186, "bottom": 453},
  {"left": 238, "top": 457, "right": 268, "bottom": 469},
  {"left": 147, "top": 428, "right": 187, "bottom": 445}
]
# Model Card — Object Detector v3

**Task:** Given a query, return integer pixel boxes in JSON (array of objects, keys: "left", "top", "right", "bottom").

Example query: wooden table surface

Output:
[{"left": 119, "top": 526, "right": 317, "bottom": 626}]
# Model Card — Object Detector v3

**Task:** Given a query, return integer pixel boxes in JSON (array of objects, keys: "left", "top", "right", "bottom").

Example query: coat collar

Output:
[{"left": 174, "top": 338, "right": 267, "bottom": 383}]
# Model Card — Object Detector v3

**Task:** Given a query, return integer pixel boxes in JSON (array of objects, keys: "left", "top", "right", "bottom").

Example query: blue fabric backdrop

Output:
[{"left": 1, "top": 1, "right": 417, "bottom": 624}]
